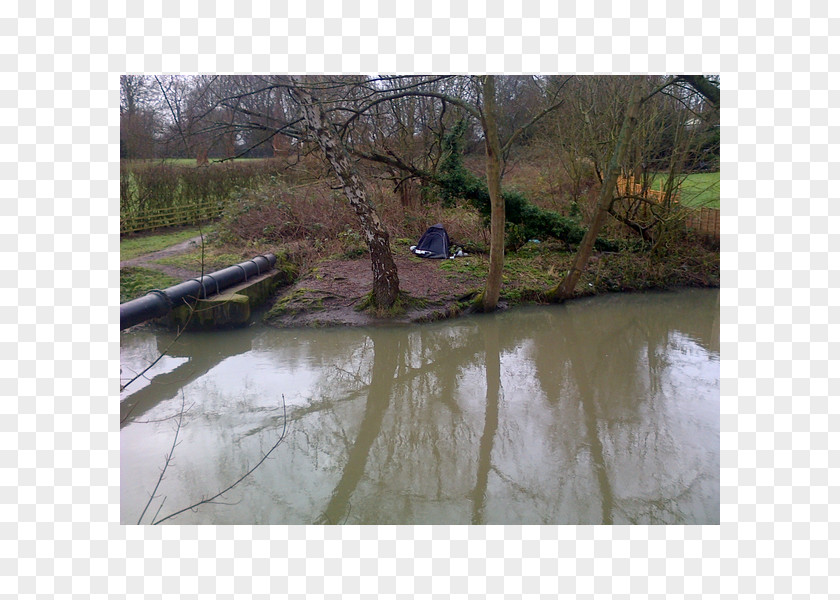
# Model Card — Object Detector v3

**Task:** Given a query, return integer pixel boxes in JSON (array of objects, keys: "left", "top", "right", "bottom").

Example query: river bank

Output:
[
  {"left": 120, "top": 227, "right": 719, "bottom": 329},
  {"left": 262, "top": 239, "right": 719, "bottom": 328}
]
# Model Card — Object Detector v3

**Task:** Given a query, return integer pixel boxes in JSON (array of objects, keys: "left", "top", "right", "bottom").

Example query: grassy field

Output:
[{"left": 651, "top": 172, "right": 720, "bottom": 209}]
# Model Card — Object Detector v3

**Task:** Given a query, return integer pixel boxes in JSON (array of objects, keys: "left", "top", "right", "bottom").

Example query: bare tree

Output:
[
  {"left": 120, "top": 75, "right": 160, "bottom": 158},
  {"left": 545, "top": 74, "right": 720, "bottom": 301},
  {"left": 331, "top": 75, "right": 565, "bottom": 311},
  {"left": 479, "top": 75, "right": 505, "bottom": 311},
  {"left": 288, "top": 78, "right": 401, "bottom": 309},
  {"left": 548, "top": 79, "right": 645, "bottom": 302}
]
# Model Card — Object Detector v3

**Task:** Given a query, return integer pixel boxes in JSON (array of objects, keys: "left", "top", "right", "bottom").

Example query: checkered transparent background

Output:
[{"left": 2, "top": 0, "right": 838, "bottom": 597}]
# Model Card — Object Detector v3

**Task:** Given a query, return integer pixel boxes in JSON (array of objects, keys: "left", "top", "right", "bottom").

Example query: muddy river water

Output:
[{"left": 120, "top": 288, "right": 719, "bottom": 525}]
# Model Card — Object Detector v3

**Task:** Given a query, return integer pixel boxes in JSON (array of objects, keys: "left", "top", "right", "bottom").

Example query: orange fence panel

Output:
[{"left": 684, "top": 207, "right": 720, "bottom": 237}]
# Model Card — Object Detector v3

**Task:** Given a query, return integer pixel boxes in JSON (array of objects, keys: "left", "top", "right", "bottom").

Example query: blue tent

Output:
[{"left": 412, "top": 224, "right": 450, "bottom": 259}]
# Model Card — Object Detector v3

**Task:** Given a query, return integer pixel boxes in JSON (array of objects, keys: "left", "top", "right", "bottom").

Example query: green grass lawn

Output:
[
  {"left": 120, "top": 267, "right": 180, "bottom": 303},
  {"left": 650, "top": 172, "right": 720, "bottom": 209},
  {"left": 120, "top": 227, "right": 215, "bottom": 260}
]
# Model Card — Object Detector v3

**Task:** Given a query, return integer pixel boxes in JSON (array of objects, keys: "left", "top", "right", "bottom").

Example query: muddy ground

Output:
[{"left": 262, "top": 254, "right": 487, "bottom": 327}]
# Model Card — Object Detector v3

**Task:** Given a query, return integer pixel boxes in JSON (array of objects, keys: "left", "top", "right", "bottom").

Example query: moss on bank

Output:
[
  {"left": 355, "top": 290, "right": 429, "bottom": 319},
  {"left": 264, "top": 288, "right": 335, "bottom": 320}
]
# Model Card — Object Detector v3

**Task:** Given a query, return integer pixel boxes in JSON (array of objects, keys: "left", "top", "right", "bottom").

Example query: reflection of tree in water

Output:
[
  {"left": 517, "top": 291, "right": 720, "bottom": 524},
  {"left": 470, "top": 316, "right": 501, "bottom": 524},
  {"left": 306, "top": 291, "right": 718, "bottom": 524},
  {"left": 595, "top": 293, "right": 718, "bottom": 524},
  {"left": 311, "top": 322, "right": 493, "bottom": 524},
  {"left": 123, "top": 290, "right": 718, "bottom": 523},
  {"left": 348, "top": 325, "right": 490, "bottom": 523},
  {"left": 318, "top": 321, "right": 522, "bottom": 522},
  {"left": 316, "top": 332, "right": 400, "bottom": 524}
]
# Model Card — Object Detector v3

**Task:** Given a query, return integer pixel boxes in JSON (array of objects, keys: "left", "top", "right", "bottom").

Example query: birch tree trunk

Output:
[
  {"left": 288, "top": 81, "right": 400, "bottom": 309},
  {"left": 548, "top": 80, "right": 644, "bottom": 302},
  {"left": 480, "top": 75, "right": 505, "bottom": 312}
]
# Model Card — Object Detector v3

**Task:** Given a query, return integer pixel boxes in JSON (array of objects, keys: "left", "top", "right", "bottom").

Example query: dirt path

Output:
[{"left": 120, "top": 236, "right": 206, "bottom": 280}]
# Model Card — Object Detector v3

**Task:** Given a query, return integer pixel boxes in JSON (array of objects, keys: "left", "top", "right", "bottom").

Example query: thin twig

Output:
[
  {"left": 137, "top": 390, "right": 187, "bottom": 525},
  {"left": 151, "top": 496, "right": 167, "bottom": 524},
  {"left": 151, "top": 393, "right": 288, "bottom": 525},
  {"left": 130, "top": 402, "right": 196, "bottom": 424}
]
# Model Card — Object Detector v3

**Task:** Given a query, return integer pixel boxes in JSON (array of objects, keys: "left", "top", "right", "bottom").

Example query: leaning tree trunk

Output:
[
  {"left": 548, "top": 81, "right": 643, "bottom": 302},
  {"left": 677, "top": 75, "right": 720, "bottom": 109},
  {"left": 288, "top": 80, "right": 400, "bottom": 309},
  {"left": 479, "top": 75, "right": 505, "bottom": 312}
]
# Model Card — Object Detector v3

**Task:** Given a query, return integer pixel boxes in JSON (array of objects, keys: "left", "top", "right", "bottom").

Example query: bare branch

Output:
[
  {"left": 137, "top": 390, "right": 187, "bottom": 525},
  {"left": 501, "top": 97, "right": 566, "bottom": 155},
  {"left": 151, "top": 394, "right": 289, "bottom": 524}
]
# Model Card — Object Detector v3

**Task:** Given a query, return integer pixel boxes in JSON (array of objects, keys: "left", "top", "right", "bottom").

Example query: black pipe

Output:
[{"left": 120, "top": 253, "right": 277, "bottom": 330}]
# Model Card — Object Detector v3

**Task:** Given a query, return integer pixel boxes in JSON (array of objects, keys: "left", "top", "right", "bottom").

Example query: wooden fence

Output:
[
  {"left": 615, "top": 176, "right": 719, "bottom": 238},
  {"left": 120, "top": 200, "right": 227, "bottom": 235},
  {"left": 616, "top": 175, "right": 674, "bottom": 205},
  {"left": 684, "top": 207, "right": 720, "bottom": 237}
]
